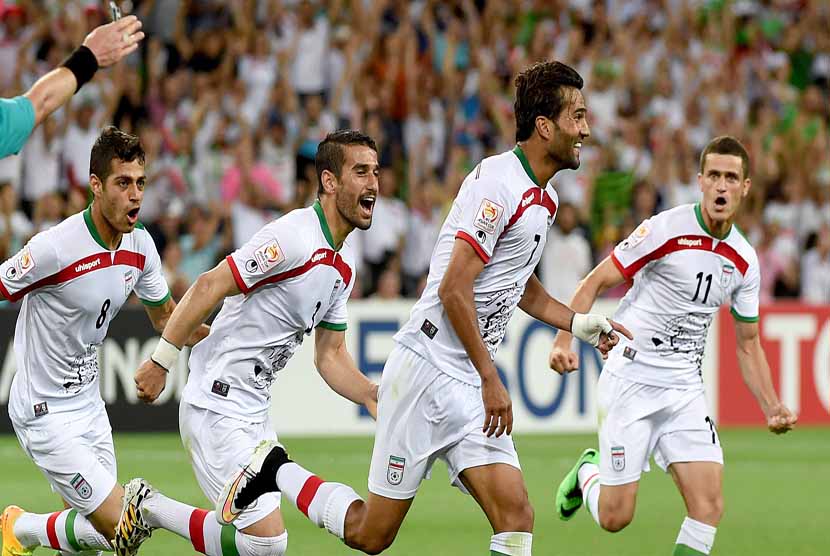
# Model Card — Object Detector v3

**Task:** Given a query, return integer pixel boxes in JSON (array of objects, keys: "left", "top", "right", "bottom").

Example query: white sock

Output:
[
  {"left": 577, "top": 462, "right": 601, "bottom": 525},
  {"left": 489, "top": 532, "right": 532, "bottom": 556},
  {"left": 14, "top": 509, "right": 111, "bottom": 552},
  {"left": 675, "top": 517, "right": 717, "bottom": 555},
  {"left": 141, "top": 493, "right": 224, "bottom": 555},
  {"left": 236, "top": 531, "right": 288, "bottom": 556},
  {"left": 277, "top": 462, "right": 361, "bottom": 539},
  {"left": 143, "top": 491, "right": 286, "bottom": 556}
]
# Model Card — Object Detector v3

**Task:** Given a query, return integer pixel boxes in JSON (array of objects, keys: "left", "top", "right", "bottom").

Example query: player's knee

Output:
[
  {"left": 349, "top": 529, "right": 397, "bottom": 555},
  {"left": 598, "top": 502, "right": 634, "bottom": 533},
  {"left": 505, "top": 498, "right": 535, "bottom": 532},
  {"left": 690, "top": 494, "right": 723, "bottom": 526}
]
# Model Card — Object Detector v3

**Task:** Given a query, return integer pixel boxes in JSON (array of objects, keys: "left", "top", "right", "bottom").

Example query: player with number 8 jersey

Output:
[{"left": 0, "top": 127, "right": 209, "bottom": 556}]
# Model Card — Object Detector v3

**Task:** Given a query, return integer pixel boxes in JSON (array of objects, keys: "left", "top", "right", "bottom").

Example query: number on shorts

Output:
[
  {"left": 96, "top": 298, "right": 111, "bottom": 329},
  {"left": 705, "top": 416, "right": 717, "bottom": 444}
]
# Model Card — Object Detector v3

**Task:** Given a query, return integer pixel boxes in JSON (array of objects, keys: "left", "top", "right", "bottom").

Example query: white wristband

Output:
[{"left": 151, "top": 337, "right": 180, "bottom": 372}]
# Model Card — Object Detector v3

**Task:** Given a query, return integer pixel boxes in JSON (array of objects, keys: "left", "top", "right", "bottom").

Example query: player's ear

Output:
[
  {"left": 89, "top": 174, "right": 103, "bottom": 197},
  {"left": 697, "top": 173, "right": 704, "bottom": 193},
  {"left": 741, "top": 177, "right": 752, "bottom": 198},
  {"left": 535, "top": 116, "right": 552, "bottom": 141},
  {"left": 320, "top": 169, "right": 338, "bottom": 195}
]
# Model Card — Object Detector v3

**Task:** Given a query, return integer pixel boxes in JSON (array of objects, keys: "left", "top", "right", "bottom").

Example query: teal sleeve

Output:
[{"left": 0, "top": 96, "right": 36, "bottom": 159}]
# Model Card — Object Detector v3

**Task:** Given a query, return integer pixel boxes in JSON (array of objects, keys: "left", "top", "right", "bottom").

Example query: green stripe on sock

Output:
[
  {"left": 64, "top": 509, "right": 82, "bottom": 552},
  {"left": 490, "top": 551, "right": 510, "bottom": 556},
  {"left": 221, "top": 525, "right": 240, "bottom": 556},
  {"left": 674, "top": 543, "right": 707, "bottom": 555}
]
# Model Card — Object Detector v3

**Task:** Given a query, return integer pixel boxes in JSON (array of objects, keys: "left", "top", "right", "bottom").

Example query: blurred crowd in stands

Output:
[{"left": 0, "top": 0, "right": 828, "bottom": 303}]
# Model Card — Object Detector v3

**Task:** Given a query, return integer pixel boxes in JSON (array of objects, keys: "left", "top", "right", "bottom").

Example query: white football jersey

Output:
[
  {"left": 606, "top": 203, "right": 760, "bottom": 388},
  {"left": 183, "top": 201, "right": 356, "bottom": 423},
  {"left": 395, "top": 146, "right": 558, "bottom": 385},
  {"left": 0, "top": 207, "right": 170, "bottom": 422}
]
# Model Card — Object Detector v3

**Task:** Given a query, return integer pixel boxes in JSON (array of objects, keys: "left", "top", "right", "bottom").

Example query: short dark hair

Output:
[
  {"left": 514, "top": 61, "right": 584, "bottom": 142},
  {"left": 89, "top": 126, "right": 145, "bottom": 184},
  {"left": 315, "top": 130, "right": 378, "bottom": 195},
  {"left": 699, "top": 136, "right": 750, "bottom": 179}
]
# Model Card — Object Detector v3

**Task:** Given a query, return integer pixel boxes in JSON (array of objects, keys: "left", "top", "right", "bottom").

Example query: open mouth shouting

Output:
[
  {"left": 713, "top": 195, "right": 727, "bottom": 211},
  {"left": 358, "top": 194, "right": 376, "bottom": 219},
  {"left": 127, "top": 207, "right": 140, "bottom": 225}
]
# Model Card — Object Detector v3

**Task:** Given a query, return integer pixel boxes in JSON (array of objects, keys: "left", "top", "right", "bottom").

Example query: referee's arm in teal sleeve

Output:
[{"left": 0, "top": 96, "right": 36, "bottom": 159}]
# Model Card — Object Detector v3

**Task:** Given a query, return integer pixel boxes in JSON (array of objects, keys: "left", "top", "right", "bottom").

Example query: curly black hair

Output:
[{"left": 514, "top": 61, "right": 584, "bottom": 142}]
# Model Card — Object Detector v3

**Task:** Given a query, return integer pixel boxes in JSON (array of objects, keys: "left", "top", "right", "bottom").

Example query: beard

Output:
[{"left": 336, "top": 191, "right": 372, "bottom": 231}]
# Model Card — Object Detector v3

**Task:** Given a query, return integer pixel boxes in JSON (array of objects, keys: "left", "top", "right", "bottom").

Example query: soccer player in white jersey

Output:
[
  {"left": 0, "top": 127, "right": 208, "bottom": 556},
  {"left": 112, "top": 131, "right": 380, "bottom": 556},
  {"left": 216, "top": 61, "right": 631, "bottom": 556},
  {"left": 551, "top": 136, "right": 798, "bottom": 556}
]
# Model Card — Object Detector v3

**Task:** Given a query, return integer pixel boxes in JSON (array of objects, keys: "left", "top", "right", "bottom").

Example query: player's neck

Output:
[
  {"left": 316, "top": 197, "right": 351, "bottom": 250},
  {"left": 515, "top": 141, "right": 558, "bottom": 186},
  {"left": 89, "top": 203, "right": 123, "bottom": 250},
  {"left": 699, "top": 203, "right": 732, "bottom": 240}
]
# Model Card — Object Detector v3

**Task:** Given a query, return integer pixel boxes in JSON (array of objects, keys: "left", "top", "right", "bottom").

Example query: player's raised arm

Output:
[
  {"left": 135, "top": 260, "right": 240, "bottom": 403},
  {"left": 314, "top": 327, "right": 378, "bottom": 419},
  {"left": 733, "top": 319, "right": 797, "bottom": 434},
  {"left": 549, "top": 255, "right": 630, "bottom": 373}
]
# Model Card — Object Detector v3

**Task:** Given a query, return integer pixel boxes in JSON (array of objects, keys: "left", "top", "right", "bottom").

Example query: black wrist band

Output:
[
  {"left": 61, "top": 45, "right": 99, "bottom": 92},
  {"left": 569, "top": 312, "right": 575, "bottom": 333}
]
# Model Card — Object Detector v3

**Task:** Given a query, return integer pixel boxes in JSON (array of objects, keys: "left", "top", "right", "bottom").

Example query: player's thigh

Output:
[
  {"left": 13, "top": 412, "right": 118, "bottom": 523},
  {"left": 179, "top": 402, "right": 284, "bottom": 535},
  {"left": 367, "top": 346, "right": 455, "bottom": 501},
  {"left": 458, "top": 463, "right": 533, "bottom": 533},
  {"left": 597, "top": 373, "right": 654, "bottom": 488},
  {"left": 652, "top": 391, "right": 723, "bottom": 474},
  {"left": 668, "top": 462, "right": 723, "bottom": 525}
]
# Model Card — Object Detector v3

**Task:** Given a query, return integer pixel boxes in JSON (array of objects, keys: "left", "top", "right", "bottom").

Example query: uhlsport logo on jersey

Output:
[
  {"left": 474, "top": 198, "right": 504, "bottom": 235},
  {"left": 75, "top": 258, "right": 101, "bottom": 273},
  {"left": 387, "top": 456, "right": 406, "bottom": 485},
  {"left": 721, "top": 264, "right": 735, "bottom": 287},
  {"left": 677, "top": 237, "right": 704, "bottom": 248},
  {"left": 254, "top": 238, "right": 285, "bottom": 272},
  {"left": 611, "top": 446, "right": 625, "bottom": 471},
  {"left": 70, "top": 473, "right": 92, "bottom": 500}
]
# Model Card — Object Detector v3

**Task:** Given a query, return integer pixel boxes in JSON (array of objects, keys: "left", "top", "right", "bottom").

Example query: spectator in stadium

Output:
[
  {"left": 802, "top": 224, "right": 830, "bottom": 304},
  {"left": 540, "top": 201, "right": 592, "bottom": 304}
]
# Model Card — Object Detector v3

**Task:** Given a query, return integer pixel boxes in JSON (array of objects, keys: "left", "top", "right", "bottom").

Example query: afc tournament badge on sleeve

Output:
[
  {"left": 474, "top": 199, "right": 504, "bottom": 235},
  {"left": 387, "top": 456, "right": 406, "bottom": 485}
]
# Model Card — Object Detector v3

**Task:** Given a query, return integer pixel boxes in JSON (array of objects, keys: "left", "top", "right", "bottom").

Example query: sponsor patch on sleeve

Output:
[
  {"left": 5, "top": 246, "right": 36, "bottom": 281},
  {"left": 618, "top": 222, "right": 650, "bottom": 251},
  {"left": 253, "top": 238, "right": 285, "bottom": 273},
  {"left": 473, "top": 198, "right": 505, "bottom": 235}
]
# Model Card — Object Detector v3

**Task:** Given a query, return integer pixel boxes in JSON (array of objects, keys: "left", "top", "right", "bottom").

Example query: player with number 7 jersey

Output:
[{"left": 0, "top": 127, "right": 210, "bottom": 556}]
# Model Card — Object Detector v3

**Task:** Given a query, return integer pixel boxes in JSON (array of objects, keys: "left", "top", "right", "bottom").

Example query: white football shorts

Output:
[
  {"left": 11, "top": 404, "right": 117, "bottom": 516},
  {"left": 597, "top": 369, "right": 723, "bottom": 486},
  {"left": 368, "top": 344, "right": 521, "bottom": 500},
  {"left": 179, "top": 402, "right": 281, "bottom": 529}
]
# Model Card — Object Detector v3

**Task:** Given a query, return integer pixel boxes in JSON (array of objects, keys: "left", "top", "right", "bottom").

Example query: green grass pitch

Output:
[{"left": 1, "top": 429, "right": 827, "bottom": 555}]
